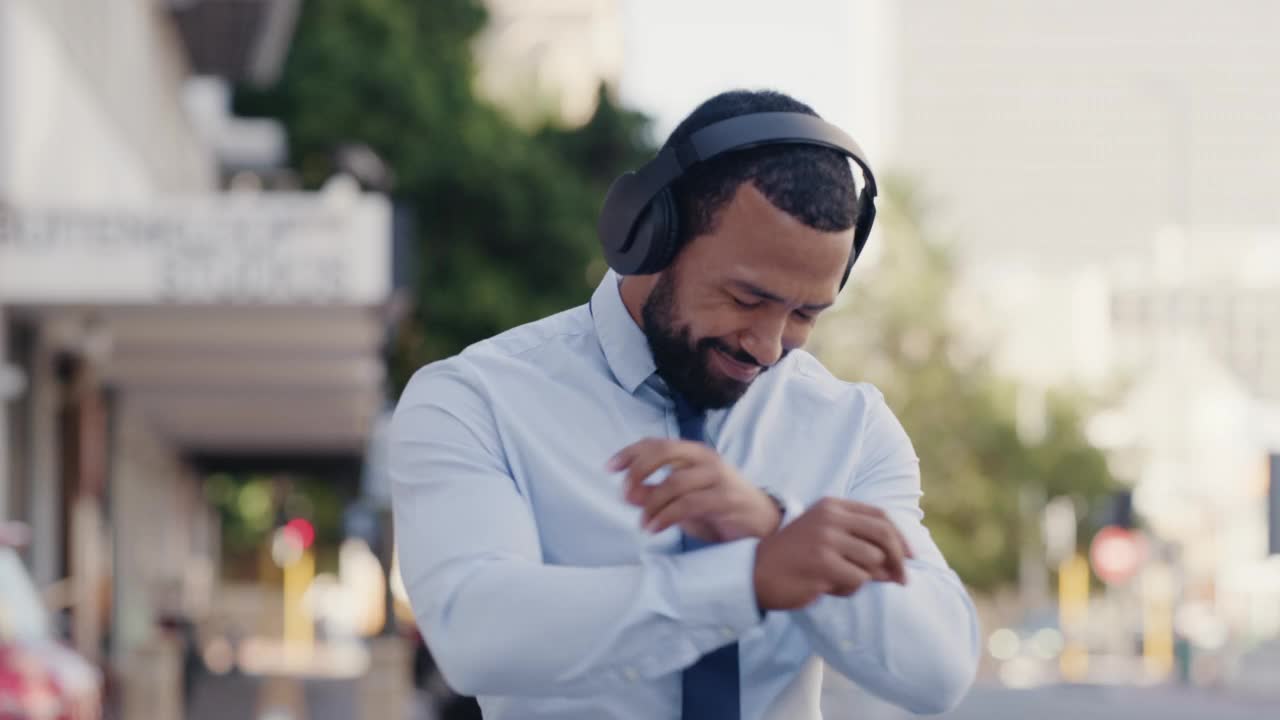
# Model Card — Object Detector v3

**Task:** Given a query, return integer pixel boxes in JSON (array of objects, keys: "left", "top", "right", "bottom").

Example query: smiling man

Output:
[{"left": 391, "top": 89, "right": 980, "bottom": 719}]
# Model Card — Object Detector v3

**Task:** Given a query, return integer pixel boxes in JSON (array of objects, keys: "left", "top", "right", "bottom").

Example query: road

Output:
[
  {"left": 188, "top": 672, "right": 440, "bottom": 720},
  {"left": 822, "top": 675, "right": 1278, "bottom": 720},
  {"left": 188, "top": 668, "right": 1276, "bottom": 719}
]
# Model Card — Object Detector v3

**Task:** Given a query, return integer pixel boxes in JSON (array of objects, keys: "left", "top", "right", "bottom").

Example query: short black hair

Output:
[{"left": 663, "top": 89, "right": 859, "bottom": 251}]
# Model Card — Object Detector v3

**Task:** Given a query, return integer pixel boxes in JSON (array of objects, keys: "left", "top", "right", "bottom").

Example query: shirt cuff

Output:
[{"left": 669, "top": 537, "right": 763, "bottom": 634}]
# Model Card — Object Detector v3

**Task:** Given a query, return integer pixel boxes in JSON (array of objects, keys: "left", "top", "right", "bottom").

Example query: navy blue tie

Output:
[{"left": 672, "top": 393, "right": 740, "bottom": 720}]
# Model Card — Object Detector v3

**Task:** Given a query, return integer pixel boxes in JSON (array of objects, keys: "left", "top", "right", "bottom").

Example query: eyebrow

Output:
[{"left": 730, "top": 280, "right": 834, "bottom": 312}]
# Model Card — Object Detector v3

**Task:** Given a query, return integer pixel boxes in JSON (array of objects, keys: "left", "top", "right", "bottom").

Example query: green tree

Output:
[
  {"left": 814, "top": 177, "right": 1114, "bottom": 591},
  {"left": 235, "top": 0, "right": 655, "bottom": 390}
]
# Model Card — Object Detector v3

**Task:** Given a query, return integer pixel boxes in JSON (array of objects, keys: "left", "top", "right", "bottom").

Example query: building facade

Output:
[{"left": 0, "top": 1, "right": 392, "bottom": 715}]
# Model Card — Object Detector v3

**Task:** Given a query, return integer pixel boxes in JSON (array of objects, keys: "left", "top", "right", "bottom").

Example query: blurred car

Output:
[
  {"left": 986, "top": 614, "right": 1067, "bottom": 689},
  {"left": 0, "top": 523, "right": 101, "bottom": 720}
]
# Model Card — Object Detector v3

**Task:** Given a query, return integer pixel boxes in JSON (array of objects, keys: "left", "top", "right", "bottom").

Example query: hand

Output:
[
  {"left": 753, "top": 497, "right": 915, "bottom": 611},
  {"left": 608, "top": 438, "right": 781, "bottom": 543}
]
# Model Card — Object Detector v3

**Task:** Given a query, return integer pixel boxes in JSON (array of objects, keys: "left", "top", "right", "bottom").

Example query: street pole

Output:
[
  {"left": 283, "top": 547, "right": 315, "bottom": 656},
  {"left": 1141, "top": 558, "right": 1175, "bottom": 679},
  {"left": 1019, "top": 484, "right": 1049, "bottom": 613},
  {"left": 1017, "top": 385, "right": 1050, "bottom": 615},
  {"left": 1058, "top": 553, "right": 1090, "bottom": 681}
]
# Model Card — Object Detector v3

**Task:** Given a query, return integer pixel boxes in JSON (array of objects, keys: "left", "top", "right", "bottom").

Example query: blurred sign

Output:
[
  {"left": 1089, "top": 525, "right": 1146, "bottom": 585},
  {"left": 0, "top": 191, "right": 391, "bottom": 305}
]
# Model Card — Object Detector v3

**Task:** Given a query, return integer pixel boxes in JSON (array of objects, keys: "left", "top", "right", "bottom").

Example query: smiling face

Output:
[{"left": 638, "top": 181, "right": 854, "bottom": 409}]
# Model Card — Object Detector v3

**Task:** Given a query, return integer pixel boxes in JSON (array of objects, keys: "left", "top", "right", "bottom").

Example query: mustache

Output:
[{"left": 702, "top": 339, "right": 765, "bottom": 368}]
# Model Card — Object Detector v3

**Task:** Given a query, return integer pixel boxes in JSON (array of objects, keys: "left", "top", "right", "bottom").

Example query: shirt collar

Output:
[{"left": 591, "top": 270, "right": 657, "bottom": 394}]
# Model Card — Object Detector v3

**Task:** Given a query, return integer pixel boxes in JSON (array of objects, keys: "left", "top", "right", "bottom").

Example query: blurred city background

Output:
[{"left": 1, "top": 0, "right": 1278, "bottom": 718}]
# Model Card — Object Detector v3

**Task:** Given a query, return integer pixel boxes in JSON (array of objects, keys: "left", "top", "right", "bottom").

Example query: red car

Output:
[{"left": 0, "top": 524, "right": 100, "bottom": 720}]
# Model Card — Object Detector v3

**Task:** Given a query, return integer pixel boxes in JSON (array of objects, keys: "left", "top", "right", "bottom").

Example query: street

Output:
[
  {"left": 823, "top": 675, "right": 1279, "bottom": 720},
  {"left": 188, "top": 672, "right": 440, "bottom": 720},
  {"left": 186, "top": 670, "right": 1277, "bottom": 720}
]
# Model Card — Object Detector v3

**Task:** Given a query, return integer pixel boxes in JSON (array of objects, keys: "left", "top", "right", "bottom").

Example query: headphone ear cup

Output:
[{"left": 629, "top": 188, "right": 681, "bottom": 275}]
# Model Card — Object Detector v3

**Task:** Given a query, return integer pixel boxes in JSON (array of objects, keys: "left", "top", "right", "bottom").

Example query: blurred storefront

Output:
[{"left": 0, "top": 0, "right": 393, "bottom": 716}]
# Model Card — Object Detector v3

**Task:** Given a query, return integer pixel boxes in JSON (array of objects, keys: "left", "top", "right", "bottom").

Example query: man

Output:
[{"left": 391, "top": 89, "right": 980, "bottom": 719}]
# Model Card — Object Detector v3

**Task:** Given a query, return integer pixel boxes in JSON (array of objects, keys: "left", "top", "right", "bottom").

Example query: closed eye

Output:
[{"left": 731, "top": 296, "right": 762, "bottom": 309}]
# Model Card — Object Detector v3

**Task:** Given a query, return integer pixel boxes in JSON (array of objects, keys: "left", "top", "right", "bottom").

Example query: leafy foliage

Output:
[
  {"left": 815, "top": 177, "right": 1114, "bottom": 590},
  {"left": 235, "top": 0, "right": 655, "bottom": 391}
]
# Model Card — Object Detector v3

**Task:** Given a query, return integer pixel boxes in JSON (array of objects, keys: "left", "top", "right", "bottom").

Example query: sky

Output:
[{"left": 616, "top": 0, "right": 865, "bottom": 145}]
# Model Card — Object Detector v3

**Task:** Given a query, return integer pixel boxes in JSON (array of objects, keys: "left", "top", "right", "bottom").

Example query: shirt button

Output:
[
  {"left": 624, "top": 667, "right": 639, "bottom": 682},
  {"left": 840, "top": 640, "right": 854, "bottom": 651},
  {"left": 721, "top": 626, "right": 736, "bottom": 640}
]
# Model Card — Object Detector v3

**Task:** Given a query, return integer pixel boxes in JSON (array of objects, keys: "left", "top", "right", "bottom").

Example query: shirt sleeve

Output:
[
  {"left": 390, "top": 358, "right": 764, "bottom": 698},
  {"left": 791, "top": 387, "right": 981, "bottom": 715}
]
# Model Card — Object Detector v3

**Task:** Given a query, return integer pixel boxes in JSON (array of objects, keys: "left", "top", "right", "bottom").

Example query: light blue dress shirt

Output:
[{"left": 390, "top": 271, "right": 980, "bottom": 719}]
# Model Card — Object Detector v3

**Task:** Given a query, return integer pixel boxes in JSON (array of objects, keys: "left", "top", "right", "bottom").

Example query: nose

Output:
[{"left": 739, "top": 314, "right": 787, "bottom": 367}]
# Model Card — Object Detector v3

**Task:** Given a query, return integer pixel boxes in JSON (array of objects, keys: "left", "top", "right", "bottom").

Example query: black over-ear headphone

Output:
[{"left": 598, "top": 112, "right": 878, "bottom": 289}]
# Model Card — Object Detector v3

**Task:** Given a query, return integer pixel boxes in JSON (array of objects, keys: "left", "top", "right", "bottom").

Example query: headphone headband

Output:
[
  {"left": 682, "top": 113, "right": 876, "bottom": 194},
  {"left": 598, "top": 111, "right": 878, "bottom": 284}
]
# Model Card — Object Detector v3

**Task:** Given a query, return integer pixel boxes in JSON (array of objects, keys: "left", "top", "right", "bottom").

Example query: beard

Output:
[{"left": 640, "top": 270, "right": 778, "bottom": 410}]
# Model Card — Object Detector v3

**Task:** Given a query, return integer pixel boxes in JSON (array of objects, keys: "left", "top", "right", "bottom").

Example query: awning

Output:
[
  {"left": 35, "top": 304, "right": 387, "bottom": 453},
  {"left": 168, "top": 0, "right": 302, "bottom": 88},
  {"left": 2, "top": 184, "right": 396, "bottom": 455}
]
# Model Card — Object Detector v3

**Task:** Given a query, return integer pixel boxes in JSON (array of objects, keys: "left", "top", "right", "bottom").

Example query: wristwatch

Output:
[{"left": 759, "top": 487, "right": 788, "bottom": 527}]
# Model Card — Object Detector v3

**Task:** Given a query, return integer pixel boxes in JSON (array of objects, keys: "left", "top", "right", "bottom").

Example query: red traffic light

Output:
[{"left": 285, "top": 518, "right": 315, "bottom": 549}]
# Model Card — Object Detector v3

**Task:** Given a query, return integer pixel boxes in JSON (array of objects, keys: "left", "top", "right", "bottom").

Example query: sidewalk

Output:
[{"left": 188, "top": 671, "right": 437, "bottom": 720}]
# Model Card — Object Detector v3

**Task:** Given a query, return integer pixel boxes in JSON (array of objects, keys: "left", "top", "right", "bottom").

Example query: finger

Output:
[
  {"left": 831, "top": 533, "right": 893, "bottom": 582},
  {"left": 619, "top": 441, "right": 688, "bottom": 504},
  {"left": 608, "top": 438, "right": 676, "bottom": 472},
  {"left": 624, "top": 482, "right": 653, "bottom": 507},
  {"left": 868, "top": 516, "right": 913, "bottom": 574},
  {"left": 625, "top": 450, "right": 687, "bottom": 501},
  {"left": 808, "top": 500, "right": 907, "bottom": 582},
  {"left": 843, "top": 502, "right": 915, "bottom": 559},
  {"left": 618, "top": 440, "right": 708, "bottom": 492},
  {"left": 834, "top": 509, "right": 906, "bottom": 584},
  {"left": 821, "top": 550, "right": 872, "bottom": 596},
  {"left": 817, "top": 522, "right": 889, "bottom": 582},
  {"left": 646, "top": 488, "right": 721, "bottom": 533},
  {"left": 845, "top": 515, "right": 908, "bottom": 584},
  {"left": 899, "top": 528, "right": 915, "bottom": 560},
  {"left": 641, "top": 469, "right": 717, "bottom": 526}
]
